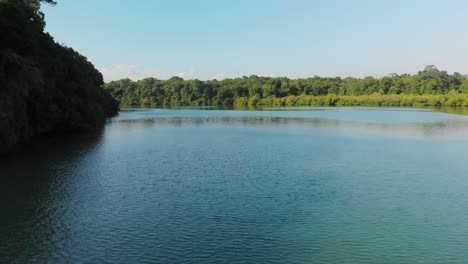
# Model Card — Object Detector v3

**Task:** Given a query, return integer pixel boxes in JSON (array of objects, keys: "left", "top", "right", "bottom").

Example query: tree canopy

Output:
[
  {"left": 104, "top": 66, "right": 468, "bottom": 107},
  {"left": 0, "top": 0, "right": 118, "bottom": 153}
]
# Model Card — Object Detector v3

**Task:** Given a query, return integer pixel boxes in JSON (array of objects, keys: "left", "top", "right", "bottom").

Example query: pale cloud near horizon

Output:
[
  {"left": 214, "top": 73, "right": 225, "bottom": 80},
  {"left": 101, "top": 65, "right": 202, "bottom": 82},
  {"left": 258, "top": 73, "right": 276, "bottom": 78},
  {"left": 101, "top": 64, "right": 163, "bottom": 82},
  {"left": 212, "top": 72, "right": 276, "bottom": 80},
  {"left": 101, "top": 65, "right": 284, "bottom": 82},
  {"left": 175, "top": 69, "right": 196, "bottom": 80}
]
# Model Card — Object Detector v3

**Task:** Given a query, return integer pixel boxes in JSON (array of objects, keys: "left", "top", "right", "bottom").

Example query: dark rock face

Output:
[{"left": 0, "top": 0, "right": 118, "bottom": 153}]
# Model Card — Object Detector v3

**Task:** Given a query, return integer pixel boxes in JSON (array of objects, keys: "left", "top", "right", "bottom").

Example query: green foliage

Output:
[
  {"left": 0, "top": 0, "right": 118, "bottom": 153},
  {"left": 105, "top": 66, "right": 468, "bottom": 108}
]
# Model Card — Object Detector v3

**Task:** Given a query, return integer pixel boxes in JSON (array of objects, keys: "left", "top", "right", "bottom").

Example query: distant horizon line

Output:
[{"left": 103, "top": 64, "right": 467, "bottom": 83}]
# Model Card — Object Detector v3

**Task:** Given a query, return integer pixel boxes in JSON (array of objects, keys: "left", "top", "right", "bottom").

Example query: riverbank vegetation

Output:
[
  {"left": 0, "top": 0, "right": 118, "bottom": 153},
  {"left": 104, "top": 65, "right": 468, "bottom": 108}
]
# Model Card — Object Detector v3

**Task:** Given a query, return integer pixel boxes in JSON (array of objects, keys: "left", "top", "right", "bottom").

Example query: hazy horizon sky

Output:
[{"left": 42, "top": 0, "right": 468, "bottom": 82}]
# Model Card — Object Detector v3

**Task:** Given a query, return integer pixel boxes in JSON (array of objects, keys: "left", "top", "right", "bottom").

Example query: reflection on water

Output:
[
  {"left": 143, "top": 104, "right": 468, "bottom": 116},
  {"left": 115, "top": 112, "right": 468, "bottom": 140},
  {"left": 119, "top": 106, "right": 468, "bottom": 123},
  {"left": 2, "top": 107, "right": 468, "bottom": 263},
  {"left": 0, "top": 132, "right": 104, "bottom": 263}
]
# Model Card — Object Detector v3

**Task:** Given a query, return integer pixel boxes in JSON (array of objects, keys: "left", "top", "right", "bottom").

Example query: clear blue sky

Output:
[{"left": 42, "top": 0, "right": 468, "bottom": 81}]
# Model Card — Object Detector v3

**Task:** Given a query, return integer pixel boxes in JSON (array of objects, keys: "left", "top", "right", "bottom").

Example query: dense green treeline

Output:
[
  {"left": 105, "top": 65, "right": 468, "bottom": 108},
  {"left": 0, "top": 0, "right": 118, "bottom": 153},
  {"left": 238, "top": 93, "right": 468, "bottom": 108}
]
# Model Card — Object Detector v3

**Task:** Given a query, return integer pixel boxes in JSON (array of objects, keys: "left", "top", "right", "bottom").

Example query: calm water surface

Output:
[{"left": 2, "top": 107, "right": 468, "bottom": 263}]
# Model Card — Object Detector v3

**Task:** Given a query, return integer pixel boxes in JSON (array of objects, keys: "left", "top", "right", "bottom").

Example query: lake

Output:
[{"left": 2, "top": 107, "right": 468, "bottom": 263}]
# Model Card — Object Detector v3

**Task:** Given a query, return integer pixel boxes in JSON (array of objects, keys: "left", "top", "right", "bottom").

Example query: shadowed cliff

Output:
[{"left": 0, "top": 0, "right": 118, "bottom": 153}]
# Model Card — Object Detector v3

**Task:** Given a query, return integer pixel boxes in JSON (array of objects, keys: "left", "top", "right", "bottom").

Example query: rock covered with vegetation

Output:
[
  {"left": 0, "top": 0, "right": 118, "bottom": 153},
  {"left": 105, "top": 65, "right": 468, "bottom": 108}
]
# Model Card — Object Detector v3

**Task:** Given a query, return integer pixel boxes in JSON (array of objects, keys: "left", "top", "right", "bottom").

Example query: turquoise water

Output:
[{"left": 2, "top": 107, "right": 468, "bottom": 263}]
